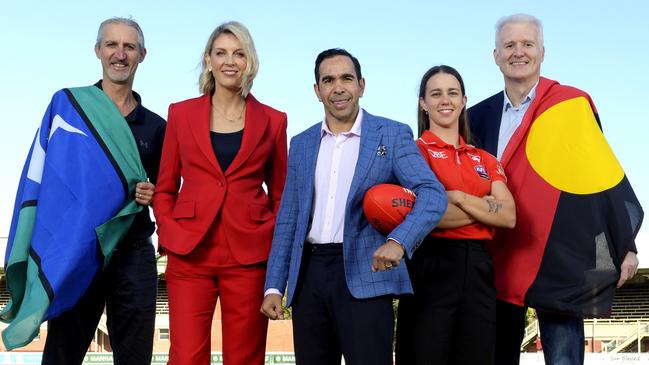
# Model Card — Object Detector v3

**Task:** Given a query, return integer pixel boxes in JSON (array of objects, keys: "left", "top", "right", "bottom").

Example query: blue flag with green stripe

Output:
[{"left": 1, "top": 86, "right": 146, "bottom": 350}]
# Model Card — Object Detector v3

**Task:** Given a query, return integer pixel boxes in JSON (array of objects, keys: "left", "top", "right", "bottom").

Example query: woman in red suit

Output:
[{"left": 153, "top": 21, "right": 287, "bottom": 365}]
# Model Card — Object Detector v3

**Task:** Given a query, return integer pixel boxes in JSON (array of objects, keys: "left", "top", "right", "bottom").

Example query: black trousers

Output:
[
  {"left": 42, "top": 239, "right": 157, "bottom": 365},
  {"left": 494, "top": 300, "right": 527, "bottom": 365},
  {"left": 395, "top": 237, "right": 496, "bottom": 365},
  {"left": 291, "top": 243, "right": 394, "bottom": 365}
]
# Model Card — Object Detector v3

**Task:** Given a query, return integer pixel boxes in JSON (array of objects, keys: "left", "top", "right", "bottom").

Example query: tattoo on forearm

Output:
[{"left": 487, "top": 200, "right": 502, "bottom": 213}]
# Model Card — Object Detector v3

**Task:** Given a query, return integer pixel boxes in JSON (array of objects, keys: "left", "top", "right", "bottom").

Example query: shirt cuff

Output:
[
  {"left": 387, "top": 237, "right": 406, "bottom": 252},
  {"left": 264, "top": 288, "right": 282, "bottom": 297}
]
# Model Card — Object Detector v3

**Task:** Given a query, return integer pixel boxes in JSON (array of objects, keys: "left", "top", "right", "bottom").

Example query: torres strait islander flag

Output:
[
  {"left": 492, "top": 77, "right": 643, "bottom": 317},
  {"left": 0, "top": 86, "right": 146, "bottom": 350}
]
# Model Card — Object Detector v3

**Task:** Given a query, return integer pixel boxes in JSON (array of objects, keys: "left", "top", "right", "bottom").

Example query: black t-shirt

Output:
[
  {"left": 210, "top": 129, "right": 243, "bottom": 173},
  {"left": 94, "top": 81, "right": 166, "bottom": 241}
]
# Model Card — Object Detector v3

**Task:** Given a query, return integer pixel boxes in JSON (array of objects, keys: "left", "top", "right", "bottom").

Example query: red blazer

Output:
[{"left": 153, "top": 93, "right": 288, "bottom": 264}]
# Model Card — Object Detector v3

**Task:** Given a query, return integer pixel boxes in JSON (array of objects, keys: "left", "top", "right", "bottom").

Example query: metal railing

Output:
[
  {"left": 521, "top": 319, "right": 539, "bottom": 350},
  {"left": 601, "top": 322, "right": 649, "bottom": 353}
]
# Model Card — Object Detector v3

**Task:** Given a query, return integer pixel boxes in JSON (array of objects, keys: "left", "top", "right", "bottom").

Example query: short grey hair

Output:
[
  {"left": 95, "top": 17, "right": 145, "bottom": 57},
  {"left": 495, "top": 13, "right": 544, "bottom": 48}
]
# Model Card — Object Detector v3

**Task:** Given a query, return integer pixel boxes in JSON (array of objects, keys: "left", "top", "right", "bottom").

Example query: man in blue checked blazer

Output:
[{"left": 261, "top": 48, "right": 447, "bottom": 365}]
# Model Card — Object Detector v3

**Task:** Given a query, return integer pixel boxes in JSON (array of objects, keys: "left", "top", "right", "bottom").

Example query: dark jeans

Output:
[
  {"left": 291, "top": 243, "right": 394, "bottom": 365},
  {"left": 42, "top": 240, "right": 157, "bottom": 365},
  {"left": 538, "top": 311, "right": 585, "bottom": 365},
  {"left": 493, "top": 302, "right": 585, "bottom": 365}
]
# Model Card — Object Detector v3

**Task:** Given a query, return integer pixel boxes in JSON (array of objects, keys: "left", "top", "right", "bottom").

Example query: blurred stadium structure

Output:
[{"left": 0, "top": 237, "right": 648, "bottom": 364}]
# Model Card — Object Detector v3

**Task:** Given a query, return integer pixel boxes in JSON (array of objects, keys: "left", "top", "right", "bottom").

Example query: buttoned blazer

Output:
[
  {"left": 467, "top": 91, "right": 504, "bottom": 155},
  {"left": 264, "top": 110, "right": 447, "bottom": 305},
  {"left": 153, "top": 94, "right": 288, "bottom": 264}
]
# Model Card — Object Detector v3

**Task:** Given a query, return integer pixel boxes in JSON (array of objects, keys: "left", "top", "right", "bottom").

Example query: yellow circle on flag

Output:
[{"left": 525, "top": 97, "right": 623, "bottom": 195}]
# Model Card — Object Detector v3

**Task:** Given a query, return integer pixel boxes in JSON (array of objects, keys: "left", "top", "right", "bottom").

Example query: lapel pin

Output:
[{"left": 376, "top": 145, "right": 387, "bottom": 156}]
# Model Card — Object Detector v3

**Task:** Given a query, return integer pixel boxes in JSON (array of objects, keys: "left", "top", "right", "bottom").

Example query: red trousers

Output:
[{"left": 165, "top": 225, "right": 268, "bottom": 365}]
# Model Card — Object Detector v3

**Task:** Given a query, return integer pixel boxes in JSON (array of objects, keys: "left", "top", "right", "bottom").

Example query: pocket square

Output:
[{"left": 376, "top": 145, "right": 387, "bottom": 156}]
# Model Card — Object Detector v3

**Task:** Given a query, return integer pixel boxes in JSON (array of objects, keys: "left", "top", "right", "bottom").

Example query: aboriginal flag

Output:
[
  {"left": 492, "top": 77, "right": 643, "bottom": 317},
  {"left": 0, "top": 86, "right": 146, "bottom": 349}
]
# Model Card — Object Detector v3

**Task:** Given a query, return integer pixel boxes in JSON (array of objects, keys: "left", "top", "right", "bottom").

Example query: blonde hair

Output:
[{"left": 199, "top": 21, "right": 259, "bottom": 97}]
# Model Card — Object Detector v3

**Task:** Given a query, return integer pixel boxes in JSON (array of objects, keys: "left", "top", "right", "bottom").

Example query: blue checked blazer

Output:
[{"left": 265, "top": 110, "right": 447, "bottom": 305}]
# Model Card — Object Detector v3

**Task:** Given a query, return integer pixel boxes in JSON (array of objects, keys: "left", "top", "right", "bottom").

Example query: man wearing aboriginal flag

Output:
[
  {"left": 469, "top": 13, "right": 643, "bottom": 365},
  {"left": 1, "top": 17, "right": 165, "bottom": 365}
]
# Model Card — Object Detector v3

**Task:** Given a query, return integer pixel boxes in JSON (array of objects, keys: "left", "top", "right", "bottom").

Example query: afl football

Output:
[{"left": 363, "top": 184, "right": 416, "bottom": 234}]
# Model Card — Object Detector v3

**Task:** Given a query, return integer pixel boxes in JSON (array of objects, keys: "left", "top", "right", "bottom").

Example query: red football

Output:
[{"left": 363, "top": 184, "right": 416, "bottom": 235}]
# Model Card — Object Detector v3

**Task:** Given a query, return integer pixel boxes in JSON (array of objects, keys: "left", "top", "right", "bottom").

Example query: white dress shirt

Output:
[
  {"left": 497, "top": 83, "right": 538, "bottom": 160},
  {"left": 307, "top": 110, "right": 363, "bottom": 244}
]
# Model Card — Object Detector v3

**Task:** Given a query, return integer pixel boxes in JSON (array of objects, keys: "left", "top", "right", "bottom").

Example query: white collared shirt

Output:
[
  {"left": 497, "top": 83, "right": 538, "bottom": 160},
  {"left": 306, "top": 110, "right": 363, "bottom": 244}
]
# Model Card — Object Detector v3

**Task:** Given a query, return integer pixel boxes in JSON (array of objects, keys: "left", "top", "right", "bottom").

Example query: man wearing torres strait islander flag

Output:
[{"left": 1, "top": 17, "right": 165, "bottom": 365}]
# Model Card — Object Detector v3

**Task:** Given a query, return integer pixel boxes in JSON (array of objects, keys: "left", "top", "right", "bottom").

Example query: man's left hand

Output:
[
  {"left": 135, "top": 181, "right": 155, "bottom": 206},
  {"left": 617, "top": 251, "right": 639, "bottom": 288},
  {"left": 372, "top": 239, "right": 405, "bottom": 272}
]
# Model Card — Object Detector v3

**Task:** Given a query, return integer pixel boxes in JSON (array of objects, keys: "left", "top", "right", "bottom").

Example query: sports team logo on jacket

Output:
[{"left": 474, "top": 165, "right": 490, "bottom": 180}]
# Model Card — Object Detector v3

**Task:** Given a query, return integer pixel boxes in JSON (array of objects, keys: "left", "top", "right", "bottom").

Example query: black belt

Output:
[
  {"left": 419, "top": 237, "right": 487, "bottom": 253},
  {"left": 114, "top": 237, "right": 152, "bottom": 251},
  {"left": 304, "top": 242, "right": 343, "bottom": 255}
]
